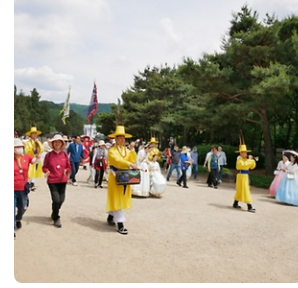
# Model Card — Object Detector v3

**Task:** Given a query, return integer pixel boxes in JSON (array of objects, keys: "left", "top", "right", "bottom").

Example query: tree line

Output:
[{"left": 14, "top": 88, "right": 85, "bottom": 137}]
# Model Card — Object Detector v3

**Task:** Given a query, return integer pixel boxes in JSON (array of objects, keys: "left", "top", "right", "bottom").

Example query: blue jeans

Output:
[
  {"left": 70, "top": 161, "right": 80, "bottom": 183},
  {"left": 192, "top": 163, "right": 198, "bottom": 180},
  {"left": 167, "top": 163, "right": 181, "bottom": 181},
  {"left": 14, "top": 190, "right": 27, "bottom": 230},
  {"left": 218, "top": 165, "right": 224, "bottom": 181}
]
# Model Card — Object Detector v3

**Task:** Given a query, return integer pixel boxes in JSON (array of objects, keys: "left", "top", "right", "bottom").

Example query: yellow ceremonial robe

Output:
[
  {"left": 106, "top": 146, "right": 137, "bottom": 212},
  {"left": 234, "top": 157, "right": 256, "bottom": 203},
  {"left": 148, "top": 147, "right": 161, "bottom": 162},
  {"left": 24, "top": 139, "right": 44, "bottom": 179}
]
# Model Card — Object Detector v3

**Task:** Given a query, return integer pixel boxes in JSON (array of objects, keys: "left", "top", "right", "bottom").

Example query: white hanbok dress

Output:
[
  {"left": 131, "top": 148, "right": 151, "bottom": 197},
  {"left": 275, "top": 163, "right": 298, "bottom": 206},
  {"left": 148, "top": 161, "right": 166, "bottom": 197}
]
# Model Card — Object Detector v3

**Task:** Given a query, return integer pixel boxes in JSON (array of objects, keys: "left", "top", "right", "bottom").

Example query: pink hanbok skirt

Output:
[{"left": 268, "top": 171, "right": 285, "bottom": 196}]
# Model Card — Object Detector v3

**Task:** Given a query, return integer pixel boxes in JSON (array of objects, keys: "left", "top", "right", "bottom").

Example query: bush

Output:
[{"left": 250, "top": 175, "right": 273, "bottom": 189}]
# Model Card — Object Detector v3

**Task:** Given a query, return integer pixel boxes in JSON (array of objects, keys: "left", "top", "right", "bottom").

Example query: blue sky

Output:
[{"left": 13, "top": 0, "right": 298, "bottom": 105}]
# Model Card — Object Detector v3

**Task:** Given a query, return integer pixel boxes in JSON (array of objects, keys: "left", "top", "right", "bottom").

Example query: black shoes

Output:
[
  {"left": 232, "top": 201, "right": 255, "bottom": 212},
  {"left": 176, "top": 181, "right": 181, "bottom": 186},
  {"left": 247, "top": 204, "right": 256, "bottom": 213},
  {"left": 248, "top": 208, "right": 256, "bottom": 213},
  {"left": 118, "top": 227, "right": 128, "bottom": 235},
  {"left": 107, "top": 215, "right": 116, "bottom": 226},
  {"left": 233, "top": 200, "right": 241, "bottom": 209},
  {"left": 117, "top": 222, "right": 128, "bottom": 235},
  {"left": 183, "top": 186, "right": 189, "bottom": 188},
  {"left": 54, "top": 218, "right": 62, "bottom": 228},
  {"left": 30, "top": 182, "right": 36, "bottom": 191},
  {"left": 16, "top": 221, "right": 22, "bottom": 229}
]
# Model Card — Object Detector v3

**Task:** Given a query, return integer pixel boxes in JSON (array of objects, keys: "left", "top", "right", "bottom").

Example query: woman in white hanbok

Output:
[
  {"left": 131, "top": 145, "right": 151, "bottom": 197},
  {"left": 275, "top": 151, "right": 298, "bottom": 206},
  {"left": 148, "top": 154, "right": 166, "bottom": 197}
]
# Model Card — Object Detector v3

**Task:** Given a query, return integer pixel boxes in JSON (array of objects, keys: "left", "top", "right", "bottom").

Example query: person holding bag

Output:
[
  {"left": 106, "top": 125, "right": 138, "bottom": 235},
  {"left": 14, "top": 138, "right": 40, "bottom": 238}
]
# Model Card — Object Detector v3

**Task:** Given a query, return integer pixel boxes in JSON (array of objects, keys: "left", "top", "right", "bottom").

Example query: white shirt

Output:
[
  {"left": 217, "top": 151, "right": 227, "bottom": 165},
  {"left": 137, "top": 148, "right": 149, "bottom": 166}
]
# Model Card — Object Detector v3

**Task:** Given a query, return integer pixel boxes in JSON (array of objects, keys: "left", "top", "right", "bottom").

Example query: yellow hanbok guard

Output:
[
  {"left": 106, "top": 125, "right": 137, "bottom": 235},
  {"left": 233, "top": 133, "right": 257, "bottom": 213},
  {"left": 24, "top": 127, "right": 44, "bottom": 180}
]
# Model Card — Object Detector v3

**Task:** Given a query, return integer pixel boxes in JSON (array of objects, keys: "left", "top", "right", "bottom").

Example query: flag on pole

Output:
[
  {"left": 60, "top": 87, "right": 71, "bottom": 125},
  {"left": 86, "top": 82, "right": 98, "bottom": 123}
]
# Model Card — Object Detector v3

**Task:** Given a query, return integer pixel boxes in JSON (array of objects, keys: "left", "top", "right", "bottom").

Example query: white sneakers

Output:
[{"left": 72, "top": 182, "right": 78, "bottom": 186}]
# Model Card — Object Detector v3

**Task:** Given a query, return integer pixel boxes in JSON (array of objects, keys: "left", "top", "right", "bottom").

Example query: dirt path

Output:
[{"left": 13, "top": 168, "right": 298, "bottom": 283}]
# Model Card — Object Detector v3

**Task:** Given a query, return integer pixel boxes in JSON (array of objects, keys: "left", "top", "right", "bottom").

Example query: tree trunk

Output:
[{"left": 259, "top": 110, "right": 275, "bottom": 175}]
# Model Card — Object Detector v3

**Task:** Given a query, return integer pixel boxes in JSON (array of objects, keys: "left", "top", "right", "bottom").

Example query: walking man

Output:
[{"left": 67, "top": 135, "right": 85, "bottom": 186}]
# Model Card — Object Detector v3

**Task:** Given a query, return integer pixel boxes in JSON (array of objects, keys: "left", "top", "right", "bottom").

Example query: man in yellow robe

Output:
[
  {"left": 24, "top": 127, "right": 44, "bottom": 191},
  {"left": 148, "top": 137, "right": 161, "bottom": 162},
  {"left": 233, "top": 144, "right": 256, "bottom": 212},
  {"left": 106, "top": 126, "right": 138, "bottom": 235}
]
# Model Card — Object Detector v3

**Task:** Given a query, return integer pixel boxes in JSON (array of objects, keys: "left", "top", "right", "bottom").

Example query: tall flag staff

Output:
[
  {"left": 60, "top": 86, "right": 71, "bottom": 125},
  {"left": 86, "top": 82, "right": 98, "bottom": 124}
]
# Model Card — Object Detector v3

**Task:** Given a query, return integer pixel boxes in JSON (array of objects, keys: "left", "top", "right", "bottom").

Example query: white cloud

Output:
[
  {"left": 13, "top": 0, "right": 298, "bottom": 105},
  {"left": 15, "top": 66, "right": 73, "bottom": 90},
  {"left": 160, "top": 17, "right": 181, "bottom": 42}
]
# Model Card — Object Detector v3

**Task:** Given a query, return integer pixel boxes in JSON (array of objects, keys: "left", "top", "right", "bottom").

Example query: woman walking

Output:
[
  {"left": 176, "top": 146, "right": 192, "bottom": 188},
  {"left": 92, "top": 140, "right": 107, "bottom": 188},
  {"left": 42, "top": 134, "right": 71, "bottom": 228}
]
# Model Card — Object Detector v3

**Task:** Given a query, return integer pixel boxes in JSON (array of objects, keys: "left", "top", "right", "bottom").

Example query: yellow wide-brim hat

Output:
[
  {"left": 26, "top": 127, "right": 42, "bottom": 136},
  {"left": 181, "top": 146, "right": 190, "bottom": 154},
  {"left": 235, "top": 145, "right": 252, "bottom": 153},
  {"left": 108, "top": 126, "right": 132, "bottom": 138},
  {"left": 149, "top": 137, "right": 159, "bottom": 143}
]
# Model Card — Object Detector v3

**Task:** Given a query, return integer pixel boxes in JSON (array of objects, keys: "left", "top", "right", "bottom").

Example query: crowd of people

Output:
[{"left": 14, "top": 126, "right": 298, "bottom": 238}]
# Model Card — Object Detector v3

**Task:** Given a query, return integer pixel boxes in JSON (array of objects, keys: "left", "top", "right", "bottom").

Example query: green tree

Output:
[
  {"left": 178, "top": 6, "right": 298, "bottom": 174},
  {"left": 55, "top": 110, "right": 84, "bottom": 136},
  {"left": 14, "top": 91, "right": 31, "bottom": 136},
  {"left": 94, "top": 111, "right": 115, "bottom": 138}
]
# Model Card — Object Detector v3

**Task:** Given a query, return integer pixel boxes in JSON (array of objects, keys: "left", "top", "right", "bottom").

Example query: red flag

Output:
[{"left": 86, "top": 82, "right": 98, "bottom": 122}]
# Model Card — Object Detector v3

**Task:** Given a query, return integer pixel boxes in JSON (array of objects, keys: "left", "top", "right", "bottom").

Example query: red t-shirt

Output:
[
  {"left": 42, "top": 150, "right": 71, "bottom": 184},
  {"left": 14, "top": 154, "right": 34, "bottom": 191}
]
